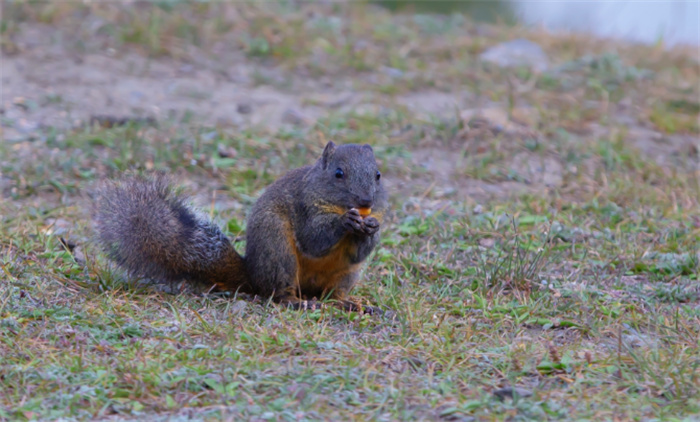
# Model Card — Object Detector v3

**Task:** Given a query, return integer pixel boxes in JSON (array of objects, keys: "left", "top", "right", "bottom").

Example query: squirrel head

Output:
[{"left": 313, "top": 141, "right": 385, "bottom": 210}]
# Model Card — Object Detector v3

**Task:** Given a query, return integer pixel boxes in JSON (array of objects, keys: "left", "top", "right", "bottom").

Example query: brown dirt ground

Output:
[{"left": 1, "top": 21, "right": 697, "bottom": 207}]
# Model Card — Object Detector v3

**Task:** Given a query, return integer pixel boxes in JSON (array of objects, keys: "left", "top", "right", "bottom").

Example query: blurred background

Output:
[
  {"left": 1, "top": 0, "right": 698, "bottom": 215},
  {"left": 2, "top": 0, "right": 697, "bottom": 140},
  {"left": 380, "top": 1, "right": 699, "bottom": 47}
]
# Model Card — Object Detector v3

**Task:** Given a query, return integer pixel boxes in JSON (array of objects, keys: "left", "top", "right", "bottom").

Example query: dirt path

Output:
[
  {"left": 1, "top": 22, "right": 473, "bottom": 137},
  {"left": 2, "top": 21, "right": 697, "bottom": 208}
]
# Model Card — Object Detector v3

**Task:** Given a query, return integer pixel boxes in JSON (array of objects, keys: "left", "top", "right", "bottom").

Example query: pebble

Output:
[
  {"left": 480, "top": 38, "right": 549, "bottom": 72},
  {"left": 282, "top": 108, "right": 307, "bottom": 126},
  {"left": 381, "top": 66, "right": 404, "bottom": 78},
  {"left": 493, "top": 386, "right": 534, "bottom": 400},
  {"left": 237, "top": 103, "right": 253, "bottom": 114}
]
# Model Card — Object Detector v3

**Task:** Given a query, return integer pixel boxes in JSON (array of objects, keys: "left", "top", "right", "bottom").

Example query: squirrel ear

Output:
[
  {"left": 362, "top": 143, "right": 374, "bottom": 152},
  {"left": 321, "top": 141, "right": 336, "bottom": 169}
]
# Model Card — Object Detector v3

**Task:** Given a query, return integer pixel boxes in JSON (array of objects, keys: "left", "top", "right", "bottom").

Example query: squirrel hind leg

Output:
[
  {"left": 244, "top": 211, "right": 302, "bottom": 299},
  {"left": 325, "top": 275, "right": 383, "bottom": 315}
]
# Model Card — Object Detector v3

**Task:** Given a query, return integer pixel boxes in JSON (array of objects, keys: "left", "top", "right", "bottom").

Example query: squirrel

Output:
[{"left": 92, "top": 141, "right": 389, "bottom": 314}]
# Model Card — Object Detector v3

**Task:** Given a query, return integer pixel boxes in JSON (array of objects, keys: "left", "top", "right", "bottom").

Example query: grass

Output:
[
  {"left": 3, "top": 119, "right": 699, "bottom": 421},
  {"left": 2, "top": 1, "right": 700, "bottom": 421}
]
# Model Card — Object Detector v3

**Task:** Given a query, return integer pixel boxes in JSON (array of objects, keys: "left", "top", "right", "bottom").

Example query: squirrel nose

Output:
[{"left": 357, "top": 197, "right": 373, "bottom": 208}]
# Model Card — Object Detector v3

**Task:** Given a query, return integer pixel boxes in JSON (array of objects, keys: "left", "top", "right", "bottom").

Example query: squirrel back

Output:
[{"left": 92, "top": 142, "right": 388, "bottom": 312}]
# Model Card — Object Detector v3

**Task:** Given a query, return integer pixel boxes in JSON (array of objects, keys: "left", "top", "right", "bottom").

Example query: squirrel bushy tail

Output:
[{"left": 91, "top": 174, "right": 249, "bottom": 292}]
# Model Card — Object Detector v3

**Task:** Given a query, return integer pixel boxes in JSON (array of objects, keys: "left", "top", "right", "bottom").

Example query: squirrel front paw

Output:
[
  {"left": 343, "top": 209, "right": 380, "bottom": 236},
  {"left": 362, "top": 216, "right": 380, "bottom": 235},
  {"left": 343, "top": 208, "right": 365, "bottom": 233}
]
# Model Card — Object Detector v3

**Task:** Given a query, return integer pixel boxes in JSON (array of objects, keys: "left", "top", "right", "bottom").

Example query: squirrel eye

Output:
[
  {"left": 376, "top": 171, "right": 381, "bottom": 181},
  {"left": 335, "top": 168, "right": 344, "bottom": 179}
]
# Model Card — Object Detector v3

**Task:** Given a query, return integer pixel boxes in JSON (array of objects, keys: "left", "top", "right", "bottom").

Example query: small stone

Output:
[
  {"left": 480, "top": 38, "right": 548, "bottom": 72},
  {"left": 473, "top": 204, "right": 483, "bottom": 214},
  {"left": 215, "top": 115, "right": 243, "bottom": 127},
  {"left": 493, "top": 386, "right": 533, "bottom": 400},
  {"left": 353, "top": 40, "right": 369, "bottom": 52},
  {"left": 237, "top": 103, "right": 253, "bottom": 114},
  {"left": 402, "top": 199, "right": 421, "bottom": 214},
  {"left": 282, "top": 108, "right": 307, "bottom": 126},
  {"left": 179, "top": 64, "right": 194, "bottom": 74},
  {"left": 381, "top": 66, "right": 404, "bottom": 78},
  {"left": 217, "top": 144, "right": 237, "bottom": 158},
  {"left": 434, "top": 187, "right": 456, "bottom": 198},
  {"left": 71, "top": 245, "right": 86, "bottom": 266},
  {"left": 478, "top": 237, "right": 496, "bottom": 249},
  {"left": 202, "top": 131, "right": 218, "bottom": 142},
  {"left": 16, "top": 119, "right": 38, "bottom": 133},
  {"left": 230, "top": 300, "right": 247, "bottom": 315},
  {"left": 129, "top": 90, "right": 145, "bottom": 103},
  {"left": 43, "top": 218, "right": 72, "bottom": 236}
]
